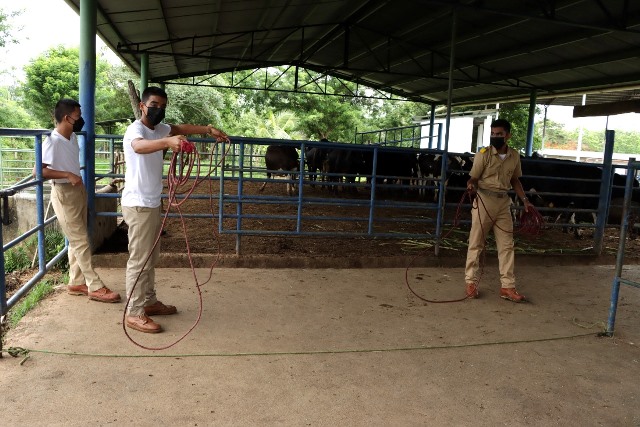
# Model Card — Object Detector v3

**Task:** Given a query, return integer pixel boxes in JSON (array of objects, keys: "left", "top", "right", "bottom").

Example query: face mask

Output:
[
  {"left": 71, "top": 116, "right": 85, "bottom": 133},
  {"left": 490, "top": 136, "right": 506, "bottom": 150},
  {"left": 145, "top": 106, "right": 166, "bottom": 126}
]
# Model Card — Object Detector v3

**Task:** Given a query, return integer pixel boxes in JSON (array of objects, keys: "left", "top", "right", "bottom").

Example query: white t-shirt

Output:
[
  {"left": 121, "top": 120, "right": 171, "bottom": 208},
  {"left": 42, "top": 130, "right": 81, "bottom": 183}
]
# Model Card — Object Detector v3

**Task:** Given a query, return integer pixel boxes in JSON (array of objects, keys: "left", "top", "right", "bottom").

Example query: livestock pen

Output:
[
  {"left": 2, "top": 127, "right": 639, "bottom": 354},
  {"left": 88, "top": 132, "right": 638, "bottom": 257}
]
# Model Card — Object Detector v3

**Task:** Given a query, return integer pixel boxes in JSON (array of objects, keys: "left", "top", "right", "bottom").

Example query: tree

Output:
[
  {"left": 214, "top": 68, "right": 370, "bottom": 142},
  {"left": 21, "top": 45, "right": 134, "bottom": 130},
  {"left": 497, "top": 103, "right": 542, "bottom": 152},
  {"left": 0, "top": 87, "right": 39, "bottom": 129},
  {"left": 0, "top": 8, "right": 20, "bottom": 48}
]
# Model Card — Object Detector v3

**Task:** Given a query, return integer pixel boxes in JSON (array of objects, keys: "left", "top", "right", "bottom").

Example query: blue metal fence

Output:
[
  {"left": 2, "top": 127, "right": 637, "bottom": 347},
  {"left": 605, "top": 158, "right": 640, "bottom": 336}
]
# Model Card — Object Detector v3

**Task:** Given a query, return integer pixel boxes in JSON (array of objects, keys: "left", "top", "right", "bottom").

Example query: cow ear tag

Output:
[{"left": 480, "top": 147, "right": 487, "bottom": 153}]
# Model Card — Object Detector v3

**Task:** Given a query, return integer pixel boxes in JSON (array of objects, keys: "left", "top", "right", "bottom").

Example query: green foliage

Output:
[
  {"left": 497, "top": 104, "right": 542, "bottom": 152},
  {"left": 0, "top": 7, "right": 20, "bottom": 48},
  {"left": 165, "top": 83, "right": 226, "bottom": 130},
  {"left": 4, "top": 243, "right": 31, "bottom": 272},
  {"left": 3, "top": 228, "right": 68, "bottom": 273},
  {"left": 22, "top": 45, "right": 81, "bottom": 126},
  {"left": 541, "top": 122, "right": 640, "bottom": 154},
  {"left": 20, "top": 45, "right": 136, "bottom": 129},
  {"left": 44, "top": 228, "right": 68, "bottom": 271},
  {"left": 8, "top": 277, "right": 56, "bottom": 327},
  {"left": 0, "top": 87, "right": 40, "bottom": 128}
]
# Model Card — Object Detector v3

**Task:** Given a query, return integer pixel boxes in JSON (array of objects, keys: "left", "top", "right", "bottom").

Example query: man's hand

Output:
[
  {"left": 67, "top": 172, "right": 83, "bottom": 186},
  {"left": 466, "top": 178, "right": 477, "bottom": 195},
  {"left": 522, "top": 198, "right": 533, "bottom": 213},
  {"left": 207, "top": 125, "right": 229, "bottom": 142},
  {"left": 166, "top": 135, "right": 187, "bottom": 152}
]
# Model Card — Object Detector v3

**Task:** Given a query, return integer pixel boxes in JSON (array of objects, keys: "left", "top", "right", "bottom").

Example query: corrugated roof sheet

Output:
[{"left": 63, "top": 0, "right": 640, "bottom": 107}]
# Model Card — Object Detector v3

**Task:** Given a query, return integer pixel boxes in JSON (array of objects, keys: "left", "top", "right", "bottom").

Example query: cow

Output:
[
  {"left": 304, "top": 146, "right": 329, "bottom": 187},
  {"left": 259, "top": 145, "right": 300, "bottom": 196},
  {"left": 322, "top": 148, "right": 366, "bottom": 194},
  {"left": 417, "top": 151, "right": 473, "bottom": 203},
  {"left": 519, "top": 156, "right": 640, "bottom": 238},
  {"left": 362, "top": 149, "right": 418, "bottom": 197}
]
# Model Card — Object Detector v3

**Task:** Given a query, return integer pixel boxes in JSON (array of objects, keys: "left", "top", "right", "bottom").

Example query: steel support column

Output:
[
  {"left": 140, "top": 53, "right": 149, "bottom": 92},
  {"left": 79, "top": 0, "right": 97, "bottom": 246},
  {"left": 525, "top": 89, "right": 536, "bottom": 156},
  {"left": 594, "top": 130, "right": 615, "bottom": 254},
  {"left": 435, "top": 7, "right": 456, "bottom": 257}
]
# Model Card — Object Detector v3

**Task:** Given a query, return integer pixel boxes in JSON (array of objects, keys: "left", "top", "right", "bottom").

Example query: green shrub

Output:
[
  {"left": 3, "top": 244, "right": 30, "bottom": 273},
  {"left": 3, "top": 228, "right": 68, "bottom": 274},
  {"left": 43, "top": 229, "right": 68, "bottom": 271}
]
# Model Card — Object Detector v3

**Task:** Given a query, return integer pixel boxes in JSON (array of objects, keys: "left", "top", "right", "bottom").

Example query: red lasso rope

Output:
[{"left": 122, "top": 137, "right": 232, "bottom": 350}]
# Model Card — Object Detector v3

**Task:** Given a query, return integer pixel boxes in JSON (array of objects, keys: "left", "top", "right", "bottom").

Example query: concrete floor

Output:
[{"left": 2, "top": 264, "right": 639, "bottom": 426}]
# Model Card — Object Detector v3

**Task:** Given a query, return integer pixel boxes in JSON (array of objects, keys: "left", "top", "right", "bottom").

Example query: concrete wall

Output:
[{"left": 1, "top": 188, "right": 117, "bottom": 251}]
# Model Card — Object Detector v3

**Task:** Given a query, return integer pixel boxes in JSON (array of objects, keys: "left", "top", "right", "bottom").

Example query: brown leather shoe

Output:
[
  {"left": 88, "top": 286, "right": 121, "bottom": 303},
  {"left": 500, "top": 287, "right": 526, "bottom": 303},
  {"left": 126, "top": 314, "right": 162, "bottom": 333},
  {"left": 67, "top": 284, "right": 88, "bottom": 296},
  {"left": 466, "top": 282, "right": 479, "bottom": 299},
  {"left": 144, "top": 301, "right": 178, "bottom": 316}
]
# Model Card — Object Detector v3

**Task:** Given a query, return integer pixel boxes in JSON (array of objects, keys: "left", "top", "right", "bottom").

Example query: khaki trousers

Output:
[
  {"left": 122, "top": 206, "right": 161, "bottom": 316},
  {"left": 50, "top": 183, "right": 105, "bottom": 291},
  {"left": 464, "top": 193, "right": 516, "bottom": 288}
]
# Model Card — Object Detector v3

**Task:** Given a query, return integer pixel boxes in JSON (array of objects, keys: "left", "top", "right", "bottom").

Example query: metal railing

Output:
[
  {"left": 354, "top": 123, "right": 442, "bottom": 149},
  {"left": 605, "top": 158, "right": 640, "bottom": 336},
  {"left": 2, "top": 127, "right": 638, "bottom": 350}
]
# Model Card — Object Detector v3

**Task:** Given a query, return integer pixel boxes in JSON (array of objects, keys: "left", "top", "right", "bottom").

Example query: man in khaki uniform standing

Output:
[
  {"left": 465, "top": 119, "right": 532, "bottom": 302},
  {"left": 39, "top": 99, "right": 121, "bottom": 303}
]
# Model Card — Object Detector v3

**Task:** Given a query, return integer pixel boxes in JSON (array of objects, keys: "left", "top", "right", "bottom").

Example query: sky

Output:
[
  {"left": 1, "top": 0, "right": 639, "bottom": 133},
  {"left": 0, "top": 0, "right": 121, "bottom": 84}
]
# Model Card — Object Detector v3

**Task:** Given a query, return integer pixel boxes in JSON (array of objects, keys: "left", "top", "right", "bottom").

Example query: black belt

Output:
[{"left": 478, "top": 189, "right": 508, "bottom": 198}]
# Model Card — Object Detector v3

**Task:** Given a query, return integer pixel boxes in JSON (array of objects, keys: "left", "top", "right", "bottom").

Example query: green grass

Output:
[
  {"left": 8, "top": 277, "right": 57, "bottom": 328},
  {"left": 3, "top": 229, "right": 70, "bottom": 330}
]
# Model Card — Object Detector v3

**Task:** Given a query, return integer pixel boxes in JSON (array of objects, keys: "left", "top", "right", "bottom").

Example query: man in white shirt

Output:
[
  {"left": 39, "top": 98, "right": 121, "bottom": 303},
  {"left": 122, "top": 86, "right": 228, "bottom": 333}
]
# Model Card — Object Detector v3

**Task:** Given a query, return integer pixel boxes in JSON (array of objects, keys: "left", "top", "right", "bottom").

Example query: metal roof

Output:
[{"left": 63, "top": 0, "right": 640, "bottom": 107}]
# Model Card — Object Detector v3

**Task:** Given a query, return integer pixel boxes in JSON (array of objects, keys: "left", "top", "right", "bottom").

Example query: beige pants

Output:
[
  {"left": 50, "top": 183, "right": 105, "bottom": 291},
  {"left": 464, "top": 194, "right": 516, "bottom": 288},
  {"left": 122, "top": 206, "right": 161, "bottom": 316}
]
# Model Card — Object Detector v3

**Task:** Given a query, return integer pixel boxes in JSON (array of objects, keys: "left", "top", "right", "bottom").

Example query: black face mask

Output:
[
  {"left": 71, "top": 116, "right": 85, "bottom": 133},
  {"left": 490, "top": 136, "right": 506, "bottom": 150},
  {"left": 145, "top": 106, "right": 166, "bottom": 126}
]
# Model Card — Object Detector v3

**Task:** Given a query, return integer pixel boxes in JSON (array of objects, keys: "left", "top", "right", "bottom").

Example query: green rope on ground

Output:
[
  {"left": 572, "top": 317, "right": 607, "bottom": 330},
  {"left": 2, "top": 331, "right": 600, "bottom": 359}
]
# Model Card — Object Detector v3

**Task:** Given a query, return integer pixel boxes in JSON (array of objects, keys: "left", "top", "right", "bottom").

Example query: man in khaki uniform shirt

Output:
[{"left": 465, "top": 119, "right": 532, "bottom": 302}]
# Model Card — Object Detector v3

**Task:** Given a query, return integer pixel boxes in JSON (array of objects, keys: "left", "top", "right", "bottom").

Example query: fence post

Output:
[
  {"left": 594, "top": 130, "right": 615, "bottom": 255},
  {"left": 0, "top": 211, "right": 5, "bottom": 358},
  {"left": 605, "top": 158, "right": 636, "bottom": 335}
]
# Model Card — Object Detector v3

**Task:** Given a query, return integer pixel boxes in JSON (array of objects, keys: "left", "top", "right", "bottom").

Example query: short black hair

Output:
[
  {"left": 490, "top": 118, "right": 511, "bottom": 133},
  {"left": 141, "top": 86, "right": 168, "bottom": 102},
  {"left": 54, "top": 98, "right": 81, "bottom": 123}
]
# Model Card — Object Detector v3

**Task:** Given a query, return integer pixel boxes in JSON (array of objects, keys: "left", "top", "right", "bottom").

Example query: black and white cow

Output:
[{"left": 520, "top": 156, "right": 640, "bottom": 238}]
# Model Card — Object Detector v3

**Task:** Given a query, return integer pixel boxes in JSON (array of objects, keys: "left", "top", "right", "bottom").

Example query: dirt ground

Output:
[
  {"left": 97, "top": 180, "right": 640, "bottom": 262},
  {"left": 2, "top": 263, "right": 640, "bottom": 426}
]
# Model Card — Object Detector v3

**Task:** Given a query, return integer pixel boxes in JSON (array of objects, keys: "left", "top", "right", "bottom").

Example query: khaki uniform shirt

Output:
[{"left": 469, "top": 145, "right": 522, "bottom": 193}]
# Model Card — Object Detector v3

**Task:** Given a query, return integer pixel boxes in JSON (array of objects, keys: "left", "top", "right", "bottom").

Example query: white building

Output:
[{"left": 416, "top": 109, "right": 498, "bottom": 153}]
